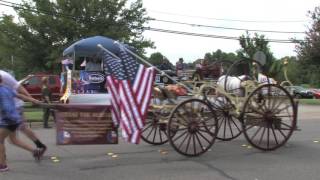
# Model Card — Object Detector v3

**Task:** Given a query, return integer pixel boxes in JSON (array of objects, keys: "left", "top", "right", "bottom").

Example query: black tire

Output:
[{"left": 295, "top": 94, "right": 302, "bottom": 99}]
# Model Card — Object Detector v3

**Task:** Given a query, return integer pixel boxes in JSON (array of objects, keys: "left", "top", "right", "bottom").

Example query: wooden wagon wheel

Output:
[
  {"left": 208, "top": 94, "right": 242, "bottom": 141},
  {"left": 241, "top": 84, "right": 297, "bottom": 151},
  {"left": 201, "top": 86, "right": 242, "bottom": 141},
  {"left": 141, "top": 98, "right": 169, "bottom": 145},
  {"left": 167, "top": 98, "right": 218, "bottom": 156}
]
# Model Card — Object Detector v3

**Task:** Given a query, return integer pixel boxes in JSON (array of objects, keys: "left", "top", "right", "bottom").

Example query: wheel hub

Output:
[{"left": 188, "top": 121, "right": 199, "bottom": 133}]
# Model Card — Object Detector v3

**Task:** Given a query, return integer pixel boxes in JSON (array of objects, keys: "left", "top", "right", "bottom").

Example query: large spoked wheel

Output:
[
  {"left": 168, "top": 98, "right": 218, "bottom": 156},
  {"left": 141, "top": 111, "right": 168, "bottom": 145},
  {"left": 141, "top": 98, "right": 169, "bottom": 145},
  {"left": 241, "top": 84, "right": 297, "bottom": 151},
  {"left": 208, "top": 94, "right": 242, "bottom": 141}
]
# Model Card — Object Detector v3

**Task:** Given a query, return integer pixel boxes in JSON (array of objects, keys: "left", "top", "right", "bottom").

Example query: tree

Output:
[
  {"left": 295, "top": 6, "right": 320, "bottom": 87},
  {"left": 0, "top": 0, "right": 152, "bottom": 78},
  {"left": 203, "top": 49, "right": 238, "bottom": 63},
  {"left": 238, "top": 32, "right": 276, "bottom": 76},
  {"left": 148, "top": 52, "right": 173, "bottom": 69}
]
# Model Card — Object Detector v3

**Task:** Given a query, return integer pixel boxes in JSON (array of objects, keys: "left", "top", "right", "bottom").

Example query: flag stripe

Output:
[
  {"left": 137, "top": 67, "right": 152, "bottom": 114},
  {"left": 120, "top": 106, "right": 133, "bottom": 135},
  {"left": 119, "top": 84, "right": 139, "bottom": 131},
  {"left": 106, "top": 77, "right": 120, "bottom": 123},
  {"left": 141, "top": 68, "right": 155, "bottom": 115},
  {"left": 136, "top": 66, "right": 148, "bottom": 103},
  {"left": 107, "top": 77, "right": 132, "bottom": 137},
  {"left": 121, "top": 81, "right": 143, "bottom": 129},
  {"left": 133, "top": 65, "right": 144, "bottom": 91}
]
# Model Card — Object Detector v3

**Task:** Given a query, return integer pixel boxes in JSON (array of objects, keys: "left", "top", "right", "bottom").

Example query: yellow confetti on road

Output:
[
  {"left": 247, "top": 145, "right": 252, "bottom": 149},
  {"left": 111, "top": 155, "right": 118, "bottom": 158},
  {"left": 160, "top": 151, "right": 168, "bottom": 155},
  {"left": 107, "top": 152, "right": 114, "bottom": 156},
  {"left": 241, "top": 144, "right": 247, "bottom": 147},
  {"left": 313, "top": 140, "right": 319, "bottom": 143},
  {"left": 51, "top": 156, "right": 58, "bottom": 160},
  {"left": 52, "top": 159, "right": 60, "bottom": 163}
]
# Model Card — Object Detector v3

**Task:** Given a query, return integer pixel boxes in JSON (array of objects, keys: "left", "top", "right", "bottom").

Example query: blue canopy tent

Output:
[{"left": 63, "top": 36, "right": 120, "bottom": 58}]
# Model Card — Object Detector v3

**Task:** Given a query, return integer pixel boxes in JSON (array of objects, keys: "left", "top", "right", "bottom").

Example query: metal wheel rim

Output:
[
  {"left": 241, "top": 84, "right": 297, "bottom": 151},
  {"left": 168, "top": 98, "right": 218, "bottom": 156}
]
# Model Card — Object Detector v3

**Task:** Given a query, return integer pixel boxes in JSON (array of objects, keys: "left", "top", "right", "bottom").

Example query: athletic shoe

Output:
[
  {"left": 39, "top": 146, "right": 47, "bottom": 157},
  {"left": 33, "top": 149, "right": 42, "bottom": 161},
  {"left": 0, "top": 164, "right": 9, "bottom": 172}
]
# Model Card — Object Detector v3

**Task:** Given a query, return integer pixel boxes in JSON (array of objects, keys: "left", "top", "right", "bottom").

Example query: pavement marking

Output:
[{"left": 313, "top": 140, "right": 319, "bottom": 143}]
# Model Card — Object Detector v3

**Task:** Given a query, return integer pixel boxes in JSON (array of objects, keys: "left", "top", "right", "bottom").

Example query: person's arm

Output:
[
  {"left": 16, "top": 93, "right": 41, "bottom": 105},
  {"left": 17, "top": 85, "right": 31, "bottom": 97}
]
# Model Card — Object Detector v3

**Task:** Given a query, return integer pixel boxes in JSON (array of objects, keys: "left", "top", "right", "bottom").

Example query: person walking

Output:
[
  {"left": 0, "top": 70, "right": 47, "bottom": 155},
  {"left": 0, "top": 75, "right": 43, "bottom": 172},
  {"left": 176, "top": 57, "right": 185, "bottom": 78},
  {"left": 41, "top": 77, "right": 54, "bottom": 128}
]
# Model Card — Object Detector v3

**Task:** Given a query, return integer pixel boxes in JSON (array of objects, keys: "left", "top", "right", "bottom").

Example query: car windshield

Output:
[{"left": 294, "top": 86, "right": 307, "bottom": 91}]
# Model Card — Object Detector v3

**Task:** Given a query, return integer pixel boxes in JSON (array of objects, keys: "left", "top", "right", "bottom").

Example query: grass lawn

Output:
[
  {"left": 298, "top": 98, "right": 320, "bottom": 105},
  {"left": 23, "top": 103, "right": 46, "bottom": 122}
]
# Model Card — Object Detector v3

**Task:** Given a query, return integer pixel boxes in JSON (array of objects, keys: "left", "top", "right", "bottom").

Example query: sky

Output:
[
  {"left": 142, "top": 0, "right": 319, "bottom": 63},
  {"left": 1, "top": 0, "right": 319, "bottom": 64}
]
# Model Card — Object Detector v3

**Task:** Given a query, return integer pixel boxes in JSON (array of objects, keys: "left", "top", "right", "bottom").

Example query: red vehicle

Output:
[
  {"left": 19, "top": 74, "right": 61, "bottom": 101},
  {"left": 311, "top": 89, "right": 320, "bottom": 99}
]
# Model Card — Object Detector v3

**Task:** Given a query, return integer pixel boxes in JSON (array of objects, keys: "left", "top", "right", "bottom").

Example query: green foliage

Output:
[
  {"left": 203, "top": 49, "right": 238, "bottom": 63},
  {"left": 295, "top": 6, "right": 320, "bottom": 87},
  {"left": 0, "top": 0, "right": 153, "bottom": 78},
  {"left": 238, "top": 32, "right": 276, "bottom": 76},
  {"left": 148, "top": 52, "right": 166, "bottom": 65},
  {"left": 270, "top": 56, "right": 299, "bottom": 84}
]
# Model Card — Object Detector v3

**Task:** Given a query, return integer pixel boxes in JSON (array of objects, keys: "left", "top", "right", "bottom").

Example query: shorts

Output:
[
  {"left": 0, "top": 124, "right": 20, "bottom": 132},
  {"left": 17, "top": 107, "right": 27, "bottom": 130}
]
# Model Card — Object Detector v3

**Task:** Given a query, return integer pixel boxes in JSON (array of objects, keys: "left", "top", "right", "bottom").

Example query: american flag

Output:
[{"left": 102, "top": 46, "right": 155, "bottom": 143}]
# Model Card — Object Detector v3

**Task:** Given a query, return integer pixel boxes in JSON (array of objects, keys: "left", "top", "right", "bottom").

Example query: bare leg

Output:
[
  {"left": 20, "top": 125, "right": 39, "bottom": 142},
  {"left": 0, "top": 128, "right": 10, "bottom": 165},
  {"left": 8, "top": 132, "right": 34, "bottom": 153},
  {"left": 18, "top": 109, "right": 46, "bottom": 150}
]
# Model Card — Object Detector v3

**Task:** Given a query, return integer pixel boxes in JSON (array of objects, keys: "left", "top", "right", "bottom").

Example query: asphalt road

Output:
[{"left": 1, "top": 105, "right": 320, "bottom": 180}]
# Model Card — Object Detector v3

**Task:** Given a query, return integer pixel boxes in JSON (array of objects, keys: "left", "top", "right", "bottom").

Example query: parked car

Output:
[
  {"left": 285, "top": 86, "right": 314, "bottom": 99},
  {"left": 19, "top": 74, "right": 61, "bottom": 101},
  {"left": 155, "top": 70, "right": 178, "bottom": 84},
  {"left": 310, "top": 89, "right": 320, "bottom": 99}
]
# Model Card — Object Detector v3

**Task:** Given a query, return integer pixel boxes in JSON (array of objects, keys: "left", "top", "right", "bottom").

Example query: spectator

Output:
[
  {"left": 85, "top": 56, "right": 102, "bottom": 71},
  {"left": 41, "top": 77, "right": 54, "bottom": 128},
  {"left": 176, "top": 57, "right": 185, "bottom": 77},
  {"left": 61, "top": 56, "right": 74, "bottom": 72}
]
